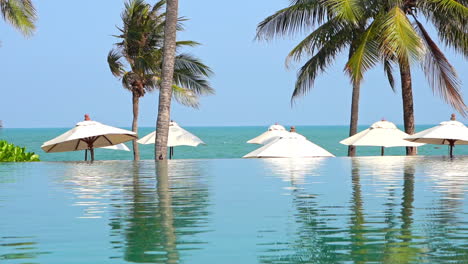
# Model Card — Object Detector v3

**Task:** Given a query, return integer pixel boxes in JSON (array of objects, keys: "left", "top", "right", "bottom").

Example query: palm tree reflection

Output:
[
  {"left": 350, "top": 158, "right": 422, "bottom": 263},
  {"left": 349, "top": 159, "right": 367, "bottom": 264},
  {"left": 109, "top": 161, "right": 210, "bottom": 263},
  {"left": 381, "top": 160, "right": 421, "bottom": 263}
]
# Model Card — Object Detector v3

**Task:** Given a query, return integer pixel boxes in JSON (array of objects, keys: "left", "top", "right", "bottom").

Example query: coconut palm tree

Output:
[
  {"left": 256, "top": 1, "right": 384, "bottom": 156},
  {"left": 0, "top": 0, "right": 36, "bottom": 37},
  {"left": 155, "top": 0, "right": 179, "bottom": 161},
  {"left": 108, "top": 0, "right": 213, "bottom": 160},
  {"left": 340, "top": 0, "right": 467, "bottom": 155},
  {"left": 257, "top": 0, "right": 467, "bottom": 156}
]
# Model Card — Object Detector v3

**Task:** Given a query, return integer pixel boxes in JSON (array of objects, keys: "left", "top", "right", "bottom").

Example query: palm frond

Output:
[
  {"left": 379, "top": 7, "right": 424, "bottom": 63},
  {"left": 326, "top": 0, "right": 363, "bottom": 23},
  {"left": 256, "top": 0, "right": 329, "bottom": 40},
  {"left": 383, "top": 59, "right": 396, "bottom": 91},
  {"left": 121, "top": 71, "right": 134, "bottom": 91},
  {"left": 420, "top": 0, "right": 468, "bottom": 56},
  {"left": 171, "top": 84, "right": 200, "bottom": 108},
  {"left": 345, "top": 21, "right": 380, "bottom": 86},
  {"left": 108, "top": 49, "right": 126, "bottom": 77},
  {"left": 424, "top": 0, "right": 468, "bottom": 18},
  {"left": 173, "top": 70, "right": 215, "bottom": 96},
  {"left": 292, "top": 31, "right": 349, "bottom": 100},
  {"left": 286, "top": 18, "right": 351, "bottom": 67},
  {"left": 131, "top": 54, "right": 153, "bottom": 74},
  {"left": 175, "top": 53, "right": 213, "bottom": 77},
  {"left": 151, "top": 0, "right": 166, "bottom": 14},
  {"left": 414, "top": 17, "right": 467, "bottom": 116},
  {"left": 176, "top": 40, "right": 201, "bottom": 47},
  {"left": 0, "top": 0, "right": 36, "bottom": 36}
]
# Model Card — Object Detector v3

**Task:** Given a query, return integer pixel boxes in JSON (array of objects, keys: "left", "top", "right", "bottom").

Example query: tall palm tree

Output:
[
  {"left": 341, "top": 0, "right": 467, "bottom": 155},
  {"left": 155, "top": 0, "right": 178, "bottom": 161},
  {"left": 0, "top": 0, "right": 36, "bottom": 37},
  {"left": 108, "top": 0, "right": 213, "bottom": 160},
  {"left": 257, "top": 0, "right": 467, "bottom": 156},
  {"left": 256, "top": 0, "right": 383, "bottom": 156}
]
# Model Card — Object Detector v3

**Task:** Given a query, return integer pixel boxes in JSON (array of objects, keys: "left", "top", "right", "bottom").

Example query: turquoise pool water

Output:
[{"left": 1, "top": 157, "right": 468, "bottom": 263}]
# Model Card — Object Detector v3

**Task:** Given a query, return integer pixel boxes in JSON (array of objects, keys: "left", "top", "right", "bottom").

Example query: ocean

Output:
[{"left": 0, "top": 125, "right": 463, "bottom": 161}]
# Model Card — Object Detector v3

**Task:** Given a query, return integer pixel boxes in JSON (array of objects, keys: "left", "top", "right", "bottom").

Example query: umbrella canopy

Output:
[
  {"left": 340, "top": 120, "right": 424, "bottom": 148},
  {"left": 405, "top": 114, "right": 468, "bottom": 157},
  {"left": 405, "top": 118, "right": 468, "bottom": 145},
  {"left": 41, "top": 115, "right": 137, "bottom": 161},
  {"left": 247, "top": 123, "right": 290, "bottom": 144},
  {"left": 243, "top": 132, "right": 335, "bottom": 158},
  {"left": 137, "top": 121, "right": 204, "bottom": 146}
]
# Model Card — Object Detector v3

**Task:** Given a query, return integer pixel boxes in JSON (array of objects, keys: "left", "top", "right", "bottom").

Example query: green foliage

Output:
[
  {"left": 0, "top": 140, "right": 40, "bottom": 162},
  {"left": 0, "top": 0, "right": 37, "bottom": 36},
  {"left": 257, "top": 0, "right": 467, "bottom": 115},
  {"left": 108, "top": 0, "right": 214, "bottom": 108}
]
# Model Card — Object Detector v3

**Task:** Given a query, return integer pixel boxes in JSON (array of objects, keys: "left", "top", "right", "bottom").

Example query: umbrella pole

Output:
[
  {"left": 449, "top": 140, "right": 455, "bottom": 158},
  {"left": 381, "top": 147, "right": 385, "bottom": 156},
  {"left": 85, "top": 149, "right": 88, "bottom": 161},
  {"left": 90, "top": 147, "right": 95, "bottom": 161},
  {"left": 169, "top": 147, "right": 173, "bottom": 159}
]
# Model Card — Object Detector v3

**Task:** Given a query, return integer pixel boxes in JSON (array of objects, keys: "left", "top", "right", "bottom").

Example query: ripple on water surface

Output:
[{"left": 0, "top": 156, "right": 468, "bottom": 263}]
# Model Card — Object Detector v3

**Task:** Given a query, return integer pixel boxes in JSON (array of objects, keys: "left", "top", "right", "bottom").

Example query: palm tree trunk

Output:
[
  {"left": 155, "top": 0, "right": 179, "bottom": 161},
  {"left": 348, "top": 82, "right": 360, "bottom": 156},
  {"left": 401, "top": 162, "right": 415, "bottom": 243},
  {"left": 156, "top": 162, "right": 180, "bottom": 262},
  {"left": 399, "top": 60, "right": 417, "bottom": 156},
  {"left": 132, "top": 91, "right": 140, "bottom": 161},
  {"left": 347, "top": 41, "right": 360, "bottom": 157}
]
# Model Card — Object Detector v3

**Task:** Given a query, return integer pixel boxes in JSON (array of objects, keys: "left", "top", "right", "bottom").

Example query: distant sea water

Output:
[{"left": 0, "top": 125, "right": 463, "bottom": 161}]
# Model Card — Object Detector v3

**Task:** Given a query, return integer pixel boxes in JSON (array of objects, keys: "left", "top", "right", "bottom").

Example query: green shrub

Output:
[{"left": 0, "top": 140, "right": 40, "bottom": 162}]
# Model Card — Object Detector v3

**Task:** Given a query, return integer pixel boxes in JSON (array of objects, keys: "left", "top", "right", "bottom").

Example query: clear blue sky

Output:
[{"left": 0, "top": 0, "right": 466, "bottom": 128}]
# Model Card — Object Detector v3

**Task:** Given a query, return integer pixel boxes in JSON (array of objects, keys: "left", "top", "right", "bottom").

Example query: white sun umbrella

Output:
[
  {"left": 137, "top": 121, "right": 204, "bottom": 159},
  {"left": 340, "top": 120, "right": 424, "bottom": 155},
  {"left": 405, "top": 114, "right": 468, "bottom": 157},
  {"left": 247, "top": 123, "right": 290, "bottom": 144},
  {"left": 243, "top": 132, "right": 335, "bottom": 158},
  {"left": 41, "top": 115, "right": 137, "bottom": 161}
]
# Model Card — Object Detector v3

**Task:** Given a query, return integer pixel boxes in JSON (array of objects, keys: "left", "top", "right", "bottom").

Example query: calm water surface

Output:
[{"left": 1, "top": 157, "right": 468, "bottom": 263}]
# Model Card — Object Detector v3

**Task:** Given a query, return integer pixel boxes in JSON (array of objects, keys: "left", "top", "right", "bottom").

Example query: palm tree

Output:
[
  {"left": 0, "top": 0, "right": 36, "bottom": 37},
  {"left": 257, "top": 0, "right": 467, "bottom": 156},
  {"left": 108, "top": 0, "right": 213, "bottom": 160},
  {"left": 256, "top": 0, "right": 383, "bottom": 156},
  {"left": 341, "top": 0, "right": 467, "bottom": 155},
  {"left": 155, "top": 0, "right": 178, "bottom": 161}
]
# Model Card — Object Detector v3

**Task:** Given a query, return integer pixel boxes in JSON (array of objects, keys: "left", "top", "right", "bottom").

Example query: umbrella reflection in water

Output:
[{"left": 260, "top": 158, "right": 327, "bottom": 187}]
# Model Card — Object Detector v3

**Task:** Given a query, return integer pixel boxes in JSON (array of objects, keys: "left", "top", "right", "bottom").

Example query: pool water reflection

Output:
[{"left": 1, "top": 157, "right": 468, "bottom": 263}]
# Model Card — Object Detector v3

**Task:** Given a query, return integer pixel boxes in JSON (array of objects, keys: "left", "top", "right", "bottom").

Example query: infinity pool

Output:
[{"left": 1, "top": 157, "right": 468, "bottom": 263}]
